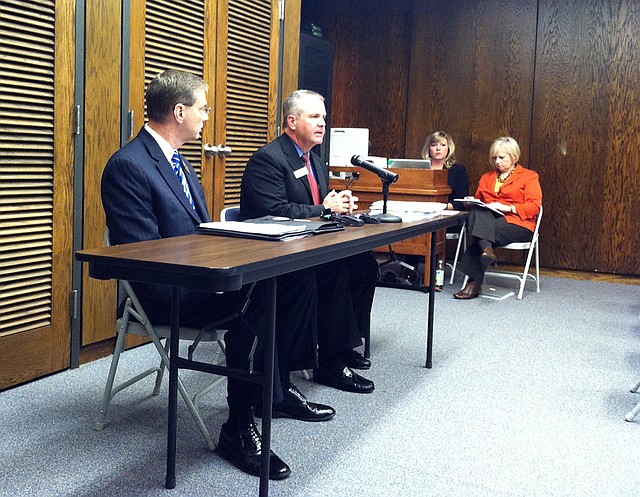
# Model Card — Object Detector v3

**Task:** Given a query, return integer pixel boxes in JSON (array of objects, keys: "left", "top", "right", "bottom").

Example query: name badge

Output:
[{"left": 293, "top": 167, "right": 308, "bottom": 179}]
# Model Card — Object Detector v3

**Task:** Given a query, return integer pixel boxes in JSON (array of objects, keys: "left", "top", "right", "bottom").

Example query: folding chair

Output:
[
  {"left": 624, "top": 378, "right": 640, "bottom": 422},
  {"left": 446, "top": 221, "right": 466, "bottom": 284},
  {"left": 95, "top": 231, "right": 252, "bottom": 451},
  {"left": 484, "top": 205, "right": 543, "bottom": 300}
]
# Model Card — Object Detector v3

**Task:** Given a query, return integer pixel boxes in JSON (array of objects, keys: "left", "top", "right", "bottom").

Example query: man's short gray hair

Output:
[{"left": 282, "top": 89, "right": 325, "bottom": 127}]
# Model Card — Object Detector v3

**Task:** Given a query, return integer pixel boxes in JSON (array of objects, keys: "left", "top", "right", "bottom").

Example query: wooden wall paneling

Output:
[
  {"left": 282, "top": 0, "right": 302, "bottom": 122},
  {"left": 81, "top": 1, "right": 121, "bottom": 345},
  {"left": 406, "top": 0, "right": 538, "bottom": 194},
  {"left": 532, "top": 0, "right": 640, "bottom": 274},
  {"left": 316, "top": 0, "right": 413, "bottom": 159},
  {"left": 129, "top": 0, "right": 146, "bottom": 132},
  {"left": 405, "top": 0, "right": 477, "bottom": 162},
  {"left": 50, "top": 0, "right": 75, "bottom": 371},
  {"left": 201, "top": 0, "right": 219, "bottom": 214},
  {"left": 305, "top": 0, "right": 640, "bottom": 277},
  {"left": 269, "top": 0, "right": 280, "bottom": 142}
]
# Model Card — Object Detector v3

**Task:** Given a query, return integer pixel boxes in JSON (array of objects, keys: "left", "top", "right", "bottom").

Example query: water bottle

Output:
[{"left": 435, "top": 259, "right": 444, "bottom": 292}]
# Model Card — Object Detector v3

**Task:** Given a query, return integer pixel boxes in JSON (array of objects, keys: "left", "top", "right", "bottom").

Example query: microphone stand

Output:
[{"left": 375, "top": 179, "right": 402, "bottom": 223}]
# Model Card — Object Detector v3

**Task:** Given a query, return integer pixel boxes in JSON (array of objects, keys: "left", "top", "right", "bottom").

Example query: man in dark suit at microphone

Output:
[{"left": 240, "top": 89, "right": 378, "bottom": 395}]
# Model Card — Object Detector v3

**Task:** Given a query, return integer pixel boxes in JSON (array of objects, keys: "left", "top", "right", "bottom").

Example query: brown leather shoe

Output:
[
  {"left": 481, "top": 247, "right": 497, "bottom": 269},
  {"left": 453, "top": 281, "right": 482, "bottom": 299}
]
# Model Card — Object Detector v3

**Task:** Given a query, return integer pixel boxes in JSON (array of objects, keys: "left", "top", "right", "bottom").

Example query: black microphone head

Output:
[{"left": 350, "top": 154, "right": 363, "bottom": 166}]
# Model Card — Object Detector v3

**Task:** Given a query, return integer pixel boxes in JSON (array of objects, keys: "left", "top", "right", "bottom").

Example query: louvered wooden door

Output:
[
  {"left": 207, "top": 0, "right": 279, "bottom": 214},
  {"left": 0, "top": 0, "right": 75, "bottom": 388},
  {"left": 150, "top": 0, "right": 279, "bottom": 216},
  {"left": 129, "top": 0, "right": 278, "bottom": 218},
  {"left": 137, "top": 0, "right": 279, "bottom": 218}
]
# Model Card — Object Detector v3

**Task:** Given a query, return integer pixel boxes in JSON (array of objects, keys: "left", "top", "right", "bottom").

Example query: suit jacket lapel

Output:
[
  {"left": 279, "top": 134, "right": 327, "bottom": 202},
  {"left": 139, "top": 129, "right": 205, "bottom": 223},
  {"left": 181, "top": 157, "right": 211, "bottom": 222}
]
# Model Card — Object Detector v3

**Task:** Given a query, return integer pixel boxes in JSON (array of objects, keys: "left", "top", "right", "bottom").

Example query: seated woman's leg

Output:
[
  {"left": 494, "top": 218, "right": 534, "bottom": 246},
  {"left": 456, "top": 209, "right": 500, "bottom": 284}
]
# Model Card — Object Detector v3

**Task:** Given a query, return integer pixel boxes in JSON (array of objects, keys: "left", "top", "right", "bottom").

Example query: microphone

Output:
[{"left": 350, "top": 155, "right": 399, "bottom": 184}]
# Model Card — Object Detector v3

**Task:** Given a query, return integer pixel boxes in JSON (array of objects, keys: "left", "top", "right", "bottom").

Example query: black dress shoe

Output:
[
  {"left": 314, "top": 366, "right": 375, "bottom": 394},
  {"left": 343, "top": 349, "right": 371, "bottom": 370},
  {"left": 453, "top": 280, "right": 481, "bottom": 299},
  {"left": 217, "top": 415, "right": 291, "bottom": 480},
  {"left": 254, "top": 384, "right": 335, "bottom": 422}
]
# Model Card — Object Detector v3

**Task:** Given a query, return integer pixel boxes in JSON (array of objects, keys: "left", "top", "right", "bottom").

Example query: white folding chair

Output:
[
  {"left": 487, "top": 205, "right": 543, "bottom": 300},
  {"left": 95, "top": 231, "right": 236, "bottom": 451},
  {"left": 446, "top": 221, "right": 466, "bottom": 284},
  {"left": 625, "top": 378, "right": 640, "bottom": 422}
]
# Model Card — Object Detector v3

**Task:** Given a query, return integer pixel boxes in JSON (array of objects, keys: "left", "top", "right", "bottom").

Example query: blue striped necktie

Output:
[{"left": 171, "top": 152, "right": 195, "bottom": 210}]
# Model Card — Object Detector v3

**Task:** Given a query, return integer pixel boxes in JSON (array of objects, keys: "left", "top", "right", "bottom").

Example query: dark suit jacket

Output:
[
  {"left": 240, "top": 133, "right": 328, "bottom": 219},
  {"left": 240, "top": 133, "right": 377, "bottom": 352},
  {"left": 102, "top": 126, "right": 210, "bottom": 245},
  {"left": 101, "top": 127, "right": 211, "bottom": 318}
]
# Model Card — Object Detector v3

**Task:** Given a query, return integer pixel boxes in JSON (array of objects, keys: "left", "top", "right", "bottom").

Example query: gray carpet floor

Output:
[{"left": 1, "top": 273, "right": 639, "bottom": 497}]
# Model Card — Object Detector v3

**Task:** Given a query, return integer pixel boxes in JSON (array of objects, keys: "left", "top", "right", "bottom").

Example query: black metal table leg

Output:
[
  {"left": 259, "top": 277, "right": 276, "bottom": 496},
  {"left": 425, "top": 233, "right": 437, "bottom": 368},
  {"left": 166, "top": 286, "right": 180, "bottom": 488}
]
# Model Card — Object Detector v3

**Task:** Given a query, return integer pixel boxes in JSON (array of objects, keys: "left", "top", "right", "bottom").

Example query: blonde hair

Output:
[
  {"left": 489, "top": 136, "right": 521, "bottom": 165},
  {"left": 421, "top": 130, "right": 456, "bottom": 168}
]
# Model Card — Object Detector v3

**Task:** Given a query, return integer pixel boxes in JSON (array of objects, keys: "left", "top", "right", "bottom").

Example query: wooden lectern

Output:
[{"left": 329, "top": 166, "right": 451, "bottom": 285}]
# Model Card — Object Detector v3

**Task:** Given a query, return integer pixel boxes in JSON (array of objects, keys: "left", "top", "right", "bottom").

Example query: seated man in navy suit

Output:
[
  {"left": 101, "top": 70, "right": 333, "bottom": 481},
  {"left": 240, "top": 89, "right": 378, "bottom": 395}
]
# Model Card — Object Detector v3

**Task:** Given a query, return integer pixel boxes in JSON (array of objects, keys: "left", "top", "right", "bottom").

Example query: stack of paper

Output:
[
  {"left": 197, "top": 221, "right": 311, "bottom": 240},
  {"left": 369, "top": 200, "right": 447, "bottom": 221},
  {"left": 199, "top": 221, "right": 307, "bottom": 236}
]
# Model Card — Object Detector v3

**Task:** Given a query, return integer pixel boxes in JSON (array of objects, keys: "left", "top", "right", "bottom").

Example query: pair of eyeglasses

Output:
[{"left": 175, "top": 103, "right": 211, "bottom": 116}]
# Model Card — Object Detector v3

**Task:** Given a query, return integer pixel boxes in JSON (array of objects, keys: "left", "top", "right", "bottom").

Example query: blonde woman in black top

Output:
[{"left": 421, "top": 130, "right": 470, "bottom": 211}]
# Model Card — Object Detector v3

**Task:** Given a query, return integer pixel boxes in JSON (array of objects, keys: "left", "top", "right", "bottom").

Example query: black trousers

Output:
[
  {"left": 314, "top": 251, "right": 377, "bottom": 364},
  {"left": 134, "top": 269, "right": 318, "bottom": 412},
  {"left": 458, "top": 208, "right": 533, "bottom": 282}
]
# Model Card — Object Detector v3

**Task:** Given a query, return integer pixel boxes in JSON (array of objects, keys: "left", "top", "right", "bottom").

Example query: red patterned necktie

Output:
[{"left": 302, "top": 152, "right": 321, "bottom": 205}]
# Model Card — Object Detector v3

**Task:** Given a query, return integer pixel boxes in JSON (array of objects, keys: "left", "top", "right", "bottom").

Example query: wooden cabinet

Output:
[{"left": 329, "top": 166, "right": 451, "bottom": 284}]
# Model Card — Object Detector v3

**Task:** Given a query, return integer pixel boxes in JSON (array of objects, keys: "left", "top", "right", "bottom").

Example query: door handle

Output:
[{"left": 204, "top": 144, "right": 233, "bottom": 158}]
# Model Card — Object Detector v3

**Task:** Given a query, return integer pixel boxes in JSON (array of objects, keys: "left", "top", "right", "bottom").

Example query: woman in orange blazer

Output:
[{"left": 454, "top": 136, "right": 542, "bottom": 299}]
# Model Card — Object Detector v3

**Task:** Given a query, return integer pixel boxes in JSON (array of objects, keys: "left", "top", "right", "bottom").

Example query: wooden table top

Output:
[{"left": 76, "top": 214, "right": 466, "bottom": 292}]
